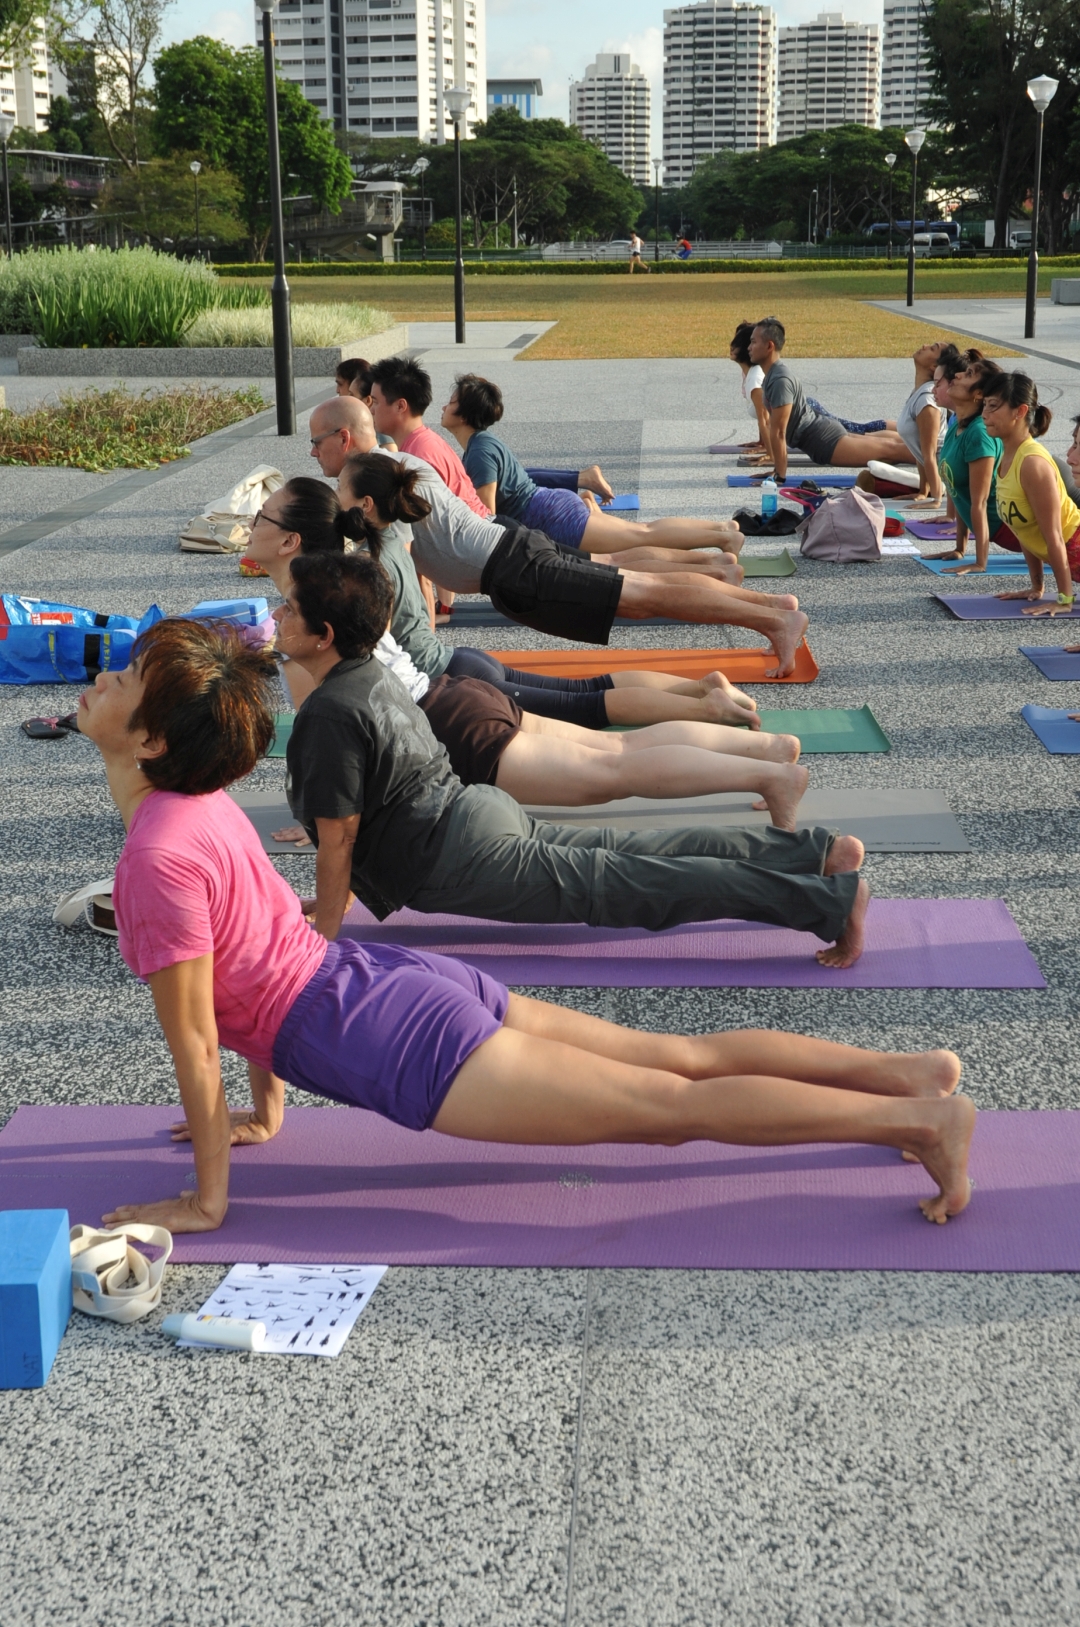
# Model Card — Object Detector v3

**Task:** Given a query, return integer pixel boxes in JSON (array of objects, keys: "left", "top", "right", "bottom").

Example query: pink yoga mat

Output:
[
  {"left": 2, "top": 1105, "right": 1076, "bottom": 1271},
  {"left": 339, "top": 898, "right": 1043, "bottom": 990}
]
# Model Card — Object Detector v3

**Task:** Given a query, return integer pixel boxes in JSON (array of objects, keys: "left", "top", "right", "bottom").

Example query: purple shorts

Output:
[
  {"left": 522, "top": 484, "right": 591, "bottom": 549},
  {"left": 272, "top": 938, "right": 509, "bottom": 1131}
]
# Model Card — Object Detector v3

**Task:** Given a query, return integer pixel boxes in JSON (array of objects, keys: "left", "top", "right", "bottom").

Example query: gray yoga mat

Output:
[{"left": 231, "top": 788, "right": 970, "bottom": 856}]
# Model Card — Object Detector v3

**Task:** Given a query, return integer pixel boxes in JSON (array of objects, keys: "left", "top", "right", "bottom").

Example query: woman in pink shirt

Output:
[{"left": 81, "top": 618, "right": 974, "bottom": 1235}]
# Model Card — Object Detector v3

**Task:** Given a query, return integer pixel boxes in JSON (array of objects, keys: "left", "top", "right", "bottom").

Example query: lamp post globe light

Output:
[
  {"left": 904, "top": 127, "right": 926, "bottom": 309},
  {"left": 0, "top": 109, "right": 14, "bottom": 260},
  {"left": 414, "top": 154, "right": 430, "bottom": 263},
  {"left": 445, "top": 84, "right": 470, "bottom": 344},
  {"left": 652, "top": 157, "right": 662, "bottom": 264},
  {"left": 885, "top": 151, "right": 896, "bottom": 263},
  {"left": 1025, "top": 74, "right": 1058, "bottom": 340},
  {"left": 189, "top": 160, "right": 202, "bottom": 261},
  {"left": 254, "top": 0, "right": 296, "bottom": 436}
]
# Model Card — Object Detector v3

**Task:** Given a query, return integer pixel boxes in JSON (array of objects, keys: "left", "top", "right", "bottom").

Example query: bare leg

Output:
[
  {"left": 495, "top": 734, "right": 809, "bottom": 828},
  {"left": 604, "top": 672, "right": 762, "bottom": 730},
  {"left": 432, "top": 1028, "right": 975, "bottom": 1224},
  {"left": 583, "top": 511, "right": 744, "bottom": 555},
  {"left": 829, "top": 431, "right": 917, "bottom": 467},
  {"left": 617, "top": 570, "right": 810, "bottom": 678},
  {"left": 518, "top": 709, "right": 796, "bottom": 761},
  {"left": 593, "top": 545, "right": 745, "bottom": 584}
]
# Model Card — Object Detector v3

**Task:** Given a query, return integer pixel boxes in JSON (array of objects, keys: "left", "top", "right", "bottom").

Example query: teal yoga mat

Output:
[
  {"left": 267, "top": 713, "right": 293, "bottom": 758},
  {"left": 609, "top": 705, "right": 890, "bottom": 753}
]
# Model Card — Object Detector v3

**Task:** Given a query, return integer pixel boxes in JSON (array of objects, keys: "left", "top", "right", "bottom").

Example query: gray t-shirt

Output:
[
  {"left": 371, "top": 527, "right": 453, "bottom": 680},
  {"left": 285, "top": 655, "right": 462, "bottom": 921},
  {"left": 897, "top": 379, "right": 942, "bottom": 463},
  {"left": 392, "top": 450, "right": 502, "bottom": 593},
  {"left": 762, "top": 362, "right": 816, "bottom": 447}
]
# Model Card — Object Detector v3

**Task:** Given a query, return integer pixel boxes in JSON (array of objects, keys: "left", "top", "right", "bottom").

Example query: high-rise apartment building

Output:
[
  {"left": 259, "top": 0, "right": 486, "bottom": 144},
  {"left": 880, "top": 0, "right": 930, "bottom": 129},
  {"left": 0, "top": 21, "right": 67, "bottom": 134},
  {"left": 662, "top": 1, "right": 777, "bottom": 189},
  {"left": 570, "top": 53, "right": 650, "bottom": 186},
  {"left": 776, "top": 11, "right": 879, "bottom": 140}
]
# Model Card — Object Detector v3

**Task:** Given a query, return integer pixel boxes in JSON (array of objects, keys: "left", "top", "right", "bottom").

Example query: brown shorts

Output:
[{"left": 419, "top": 675, "right": 523, "bottom": 786}]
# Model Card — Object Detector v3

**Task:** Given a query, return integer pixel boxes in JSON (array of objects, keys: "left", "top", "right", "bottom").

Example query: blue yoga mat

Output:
[
  {"left": 916, "top": 557, "right": 1029, "bottom": 576},
  {"left": 599, "top": 495, "right": 639, "bottom": 511},
  {"left": 1019, "top": 646, "right": 1080, "bottom": 680},
  {"left": 727, "top": 474, "right": 857, "bottom": 489},
  {"left": 1020, "top": 704, "right": 1080, "bottom": 753}
]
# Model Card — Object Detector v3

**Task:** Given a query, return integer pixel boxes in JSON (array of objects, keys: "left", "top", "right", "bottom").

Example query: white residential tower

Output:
[
  {"left": 662, "top": 0, "right": 777, "bottom": 189},
  {"left": 570, "top": 53, "right": 650, "bottom": 187},
  {"left": 776, "top": 11, "right": 880, "bottom": 140},
  {"left": 880, "top": 0, "right": 931, "bottom": 129}
]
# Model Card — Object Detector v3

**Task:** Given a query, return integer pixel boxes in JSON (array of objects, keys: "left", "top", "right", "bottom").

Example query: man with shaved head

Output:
[{"left": 309, "top": 396, "right": 377, "bottom": 480}]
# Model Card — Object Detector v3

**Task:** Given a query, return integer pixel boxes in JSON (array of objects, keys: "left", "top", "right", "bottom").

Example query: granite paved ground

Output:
[{"left": 2, "top": 330, "right": 1080, "bottom": 1627}]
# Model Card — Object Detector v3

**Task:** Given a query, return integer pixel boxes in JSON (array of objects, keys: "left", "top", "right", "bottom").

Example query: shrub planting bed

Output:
[{"left": 0, "top": 386, "right": 266, "bottom": 470}]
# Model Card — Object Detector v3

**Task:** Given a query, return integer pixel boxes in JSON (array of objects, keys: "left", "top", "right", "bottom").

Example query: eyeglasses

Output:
[
  {"left": 310, "top": 430, "right": 340, "bottom": 448},
  {"left": 252, "top": 509, "right": 290, "bottom": 530}
]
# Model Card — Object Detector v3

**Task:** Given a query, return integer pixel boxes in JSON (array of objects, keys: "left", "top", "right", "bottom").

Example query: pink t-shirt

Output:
[
  {"left": 399, "top": 425, "right": 489, "bottom": 517},
  {"left": 113, "top": 790, "right": 327, "bottom": 1071}
]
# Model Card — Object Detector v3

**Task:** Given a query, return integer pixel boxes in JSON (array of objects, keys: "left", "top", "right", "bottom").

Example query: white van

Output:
[{"left": 912, "top": 232, "right": 955, "bottom": 258}]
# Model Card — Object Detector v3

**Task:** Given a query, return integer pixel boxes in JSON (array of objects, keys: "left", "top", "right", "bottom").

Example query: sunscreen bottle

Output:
[{"left": 162, "top": 1313, "right": 267, "bottom": 1352}]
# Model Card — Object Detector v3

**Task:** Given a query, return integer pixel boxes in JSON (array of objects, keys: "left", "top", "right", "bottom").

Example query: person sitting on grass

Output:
[
  {"left": 81, "top": 619, "right": 972, "bottom": 1239},
  {"left": 728, "top": 320, "right": 890, "bottom": 462},
  {"left": 443, "top": 371, "right": 745, "bottom": 560},
  {"left": 244, "top": 475, "right": 771, "bottom": 736},
  {"left": 338, "top": 447, "right": 811, "bottom": 678},
  {"left": 275, "top": 550, "right": 867, "bottom": 961},
  {"left": 981, "top": 374, "right": 1080, "bottom": 618},
  {"left": 751, "top": 317, "right": 914, "bottom": 481}
]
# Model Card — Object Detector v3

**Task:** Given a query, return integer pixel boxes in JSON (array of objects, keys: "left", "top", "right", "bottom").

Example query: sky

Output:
[{"left": 161, "top": 0, "right": 888, "bottom": 155}]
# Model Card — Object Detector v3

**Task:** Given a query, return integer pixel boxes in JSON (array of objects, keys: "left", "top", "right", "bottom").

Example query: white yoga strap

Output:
[{"left": 70, "top": 1224, "right": 173, "bottom": 1323}]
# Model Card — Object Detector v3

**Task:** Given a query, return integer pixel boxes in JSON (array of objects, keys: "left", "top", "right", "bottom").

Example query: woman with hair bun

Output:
[{"left": 981, "top": 374, "right": 1080, "bottom": 615}]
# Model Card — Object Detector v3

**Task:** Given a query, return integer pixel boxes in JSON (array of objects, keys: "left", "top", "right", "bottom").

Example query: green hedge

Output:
[{"left": 216, "top": 255, "right": 1080, "bottom": 278}]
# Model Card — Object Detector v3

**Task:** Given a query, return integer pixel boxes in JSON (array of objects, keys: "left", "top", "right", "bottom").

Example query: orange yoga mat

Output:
[{"left": 487, "top": 642, "right": 819, "bottom": 684}]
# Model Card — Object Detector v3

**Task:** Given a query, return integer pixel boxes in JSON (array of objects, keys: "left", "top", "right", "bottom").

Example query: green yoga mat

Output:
[
  {"left": 268, "top": 713, "right": 293, "bottom": 758},
  {"left": 739, "top": 549, "right": 797, "bottom": 577},
  {"left": 610, "top": 705, "right": 889, "bottom": 753}
]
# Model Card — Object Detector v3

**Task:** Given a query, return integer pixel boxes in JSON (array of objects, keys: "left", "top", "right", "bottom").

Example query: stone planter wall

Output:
[{"left": 15, "top": 324, "right": 409, "bottom": 376}]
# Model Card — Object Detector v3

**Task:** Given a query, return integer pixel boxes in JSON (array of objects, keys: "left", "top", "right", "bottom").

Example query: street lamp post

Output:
[
  {"left": 189, "top": 160, "right": 202, "bottom": 260},
  {"left": 254, "top": 0, "right": 295, "bottom": 435},
  {"left": 0, "top": 111, "right": 14, "bottom": 259},
  {"left": 904, "top": 127, "right": 926, "bottom": 308},
  {"left": 818, "top": 147, "right": 826, "bottom": 242},
  {"left": 415, "top": 154, "right": 430, "bottom": 263},
  {"left": 512, "top": 175, "right": 518, "bottom": 249},
  {"left": 445, "top": 84, "right": 470, "bottom": 344},
  {"left": 652, "top": 156, "right": 662, "bottom": 264},
  {"left": 1025, "top": 74, "right": 1058, "bottom": 340},
  {"left": 885, "top": 151, "right": 896, "bottom": 263}
]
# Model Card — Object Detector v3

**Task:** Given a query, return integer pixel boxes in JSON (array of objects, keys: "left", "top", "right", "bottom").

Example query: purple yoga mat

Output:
[
  {"left": 906, "top": 520, "right": 956, "bottom": 540},
  {"left": 2, "top": 1105, "right": 1077, "bottom": 1271},
  {"left": 935, "top": 593, "right": 1080, "bottom": 621},
  {"left": 339, "top": 898, "right": 1042, "bottom": 990}
]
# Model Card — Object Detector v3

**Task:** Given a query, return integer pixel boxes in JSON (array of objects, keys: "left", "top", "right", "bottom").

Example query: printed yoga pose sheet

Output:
[
  {"left": 332, "top": 898, "right": 1041, "bottom": 990},
  {"left": 935, "top": 595, "right": 1080, "bottom": 621},
  {"left": 485, "top": 644, "right": 820, "bottom": 684},
  {"left": 3, "top": 1105, "right": 1076, "bottom": 1272},
  {"left": 1019, "top": 646, "right": 1080, "bottom": 680}
]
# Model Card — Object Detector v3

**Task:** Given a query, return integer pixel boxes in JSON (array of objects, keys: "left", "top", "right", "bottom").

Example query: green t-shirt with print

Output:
[{"left": 940, "top": 415, "right": 1002, "bottom": 535}]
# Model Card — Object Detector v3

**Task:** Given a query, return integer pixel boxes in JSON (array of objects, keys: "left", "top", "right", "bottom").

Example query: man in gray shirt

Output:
[{"left": 753, "top": 317, "right": 912, "bottom": 481}]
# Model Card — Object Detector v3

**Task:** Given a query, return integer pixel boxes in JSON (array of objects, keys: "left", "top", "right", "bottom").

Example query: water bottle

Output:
[{"left": 760, "top": 477, "right": 779, "bottom": 518}]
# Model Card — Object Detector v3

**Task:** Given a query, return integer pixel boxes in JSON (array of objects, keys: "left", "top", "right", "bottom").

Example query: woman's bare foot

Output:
[
  {"left": 757, "top": 763, "right": 810, "bottom": 830},
  {"left": 700, "top": 673, "right": 761, "bottom": 730},
  {"left": 773, "top": 593, "right": 800, "bottom": 611},
  {"left": 876, "top": 1048, "right": 963, "bottom": 1099},
  {"left": 579, "top": 464, "right": 614, "bottom": 503},
  {"left": 713, "top": 553, "right": 745, "bottom": 585},
  {"left": 766, "top": 610, "right": 809, "bottom": 678},
  {"left": 908, "top": 1095, "right": 976, "bottom": 1223},
  {"left": 823, "top": 834, "right": 865, "bottom": 875},
  {"left": 816, "top": 877, "right": 870, "bottom": 969}
]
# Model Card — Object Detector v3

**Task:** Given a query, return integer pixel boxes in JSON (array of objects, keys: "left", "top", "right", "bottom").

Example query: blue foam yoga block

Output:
[
  {"left": 599, "top": 494, "right": 640, "bottom": 511},
  {"left": 0, "top": 1210, "right": 71, "bottom": 1389}
]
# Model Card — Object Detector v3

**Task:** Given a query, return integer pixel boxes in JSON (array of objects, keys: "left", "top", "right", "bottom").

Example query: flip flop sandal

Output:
[
  {"left": 21, "top": 712, "right": 80, "bottom": 740},
  {"left": 53, "top": 877, "right": 118, "bottom": 936},
  {"left": 70, "top": 1223, "right": 173, "bottom": 1322}
]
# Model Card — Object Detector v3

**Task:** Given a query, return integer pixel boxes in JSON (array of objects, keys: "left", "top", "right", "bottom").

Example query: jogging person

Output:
[{"left": 79, "top": 619, "right": 971, "bottom": 1238}]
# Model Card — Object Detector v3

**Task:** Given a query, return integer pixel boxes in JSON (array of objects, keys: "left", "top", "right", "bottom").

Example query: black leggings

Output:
[{"left": 443, "top": 646, "right": 614, "bottom": 729}]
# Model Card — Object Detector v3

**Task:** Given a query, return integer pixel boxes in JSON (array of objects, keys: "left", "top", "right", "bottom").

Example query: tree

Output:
[
  {"left": 99, "top": 153, "right": 244, "bottom": 251},
  {"left": 85, "top": 0, "right": 171, "bottom": 169},
  {"left": 417, "top": 108, "right": 642, "bottom": 247},
  {"left": 151, "top": 36, "right": 353, "bottom": 258},
  {"left": 922, "top": 0, "right": 1079, "bottom": 249}
]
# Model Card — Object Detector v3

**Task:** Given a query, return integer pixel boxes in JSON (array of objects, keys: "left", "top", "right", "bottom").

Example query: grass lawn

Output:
[{"left": 270, "top": 266, "right": 1034, "bottom": 359}]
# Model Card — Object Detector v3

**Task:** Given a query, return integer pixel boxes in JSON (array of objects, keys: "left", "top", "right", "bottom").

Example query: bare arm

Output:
[
  {"left": 474, "top": 480, "right": 497, "bottom": 514},
  {"left": 314, "top": 813, "right": 361, "bottom": 941},
  {"left": 917, "top": 405, "right": 943, "bottom": 501},
  {"left": 103, "top": 955, "right": 232, "bottom": 1232},
  {"left": 751, "top": 387, "right": 771, "bottom": 458},
  {"left": 966, "top": 456, "right": 995, "bottom": 568},
  {"left": 767, "top": 401, "right": 792, "bottom": 481}
]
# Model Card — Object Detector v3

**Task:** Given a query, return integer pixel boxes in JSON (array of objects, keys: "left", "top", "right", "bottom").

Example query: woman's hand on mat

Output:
[
  {"left": 1021, "top": 603, "right": 1076, "bottom": 618},
  {"left": 926, "top": 549, "right": 966, "bottom": 561},
  {"left": 995, "top": 588, "right": 1046, "bottom": 601},
  {"left": 940, "top": 563, "right": 983, "bottom": 575},
  {"left": 102, "top": 1191, "right": 225, "bottom": 1234},
  {"left": 272, "top": 823, "right": 311, "bottom": 847},
  {"left": 170, "top": 1109, "right": 280, "bottom": 1146}
]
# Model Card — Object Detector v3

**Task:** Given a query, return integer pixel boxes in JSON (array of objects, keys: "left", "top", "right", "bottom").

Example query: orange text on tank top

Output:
[{"left": 994, "top": 437, "right": 1080, "bottom": 559}]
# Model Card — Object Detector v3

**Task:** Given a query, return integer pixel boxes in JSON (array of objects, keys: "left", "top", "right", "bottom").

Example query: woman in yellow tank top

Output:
[{"left": 982, "top": 373, "right": 1080, "bottom": 618}]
